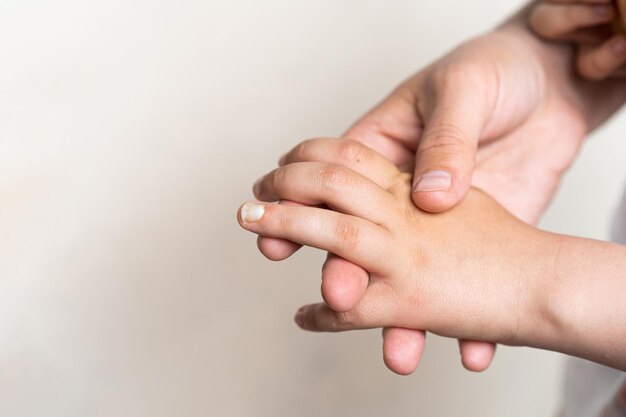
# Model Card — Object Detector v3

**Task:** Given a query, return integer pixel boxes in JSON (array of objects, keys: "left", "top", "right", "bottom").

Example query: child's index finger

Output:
[
  {"left": 253, "top": 162, "right": 396, "bottom": 227},
  {"left": 237, "top": 201, "right": 394, "bottom": 276}
]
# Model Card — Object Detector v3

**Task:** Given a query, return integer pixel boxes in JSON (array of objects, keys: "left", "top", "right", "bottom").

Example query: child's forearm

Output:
[{"left": 526, "top": 233, "right": 626, "bottom": 371}]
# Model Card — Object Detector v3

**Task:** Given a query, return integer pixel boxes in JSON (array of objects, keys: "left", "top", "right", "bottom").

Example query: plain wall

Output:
[{"left": 1, "top": 1, "right": 625, "bottom": 416}]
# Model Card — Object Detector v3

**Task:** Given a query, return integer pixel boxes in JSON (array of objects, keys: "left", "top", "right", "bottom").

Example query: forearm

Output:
[{"left": 526, "top": 233, "right": 626, "bottom": 370}]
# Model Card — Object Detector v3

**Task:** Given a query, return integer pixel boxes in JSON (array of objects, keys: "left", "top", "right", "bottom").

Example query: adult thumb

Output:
[{"left": 411, "top": 88, "right": 487, "bottom": 212}]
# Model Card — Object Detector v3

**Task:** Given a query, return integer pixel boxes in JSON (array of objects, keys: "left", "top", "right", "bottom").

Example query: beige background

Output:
[{"left": 1, "top": 1, "right": 625, "bottom": 416}]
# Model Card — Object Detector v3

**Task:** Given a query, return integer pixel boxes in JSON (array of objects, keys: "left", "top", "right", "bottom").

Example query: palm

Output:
[{"left": 345, "top": 32, "right": 587, "bottom": 223}]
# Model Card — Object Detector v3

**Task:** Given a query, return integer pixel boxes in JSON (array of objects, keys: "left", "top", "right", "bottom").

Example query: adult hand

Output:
[
  {"left": 256, "top": 7, "right": 626, "bottom": 375},
  {"left": 529, "top": 0, "right": 626, "bottom": 80}
]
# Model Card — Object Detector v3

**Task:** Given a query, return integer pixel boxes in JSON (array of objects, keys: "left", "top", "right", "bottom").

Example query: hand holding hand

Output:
[
  {"left": 255, "top": 6, "right": 626, "bottom": 374},
  {"left": 240, "top": 139, "right": 551, "bottom": 351}
]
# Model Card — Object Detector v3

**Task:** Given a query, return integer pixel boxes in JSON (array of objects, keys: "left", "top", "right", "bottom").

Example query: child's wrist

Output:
[{"left": 510, "top": 230, "right": 571, "bottom": 350}]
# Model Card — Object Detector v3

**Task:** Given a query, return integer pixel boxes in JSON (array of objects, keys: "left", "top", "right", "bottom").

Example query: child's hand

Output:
[
  {"left": 238, "top": 139, "right": 552, "bottom": 351},
  {"left": 529, "top": 0, "right": 626, "bottom": 80},
  {"left": 256, "top": 4, "right": 626, "bottom": 374}
]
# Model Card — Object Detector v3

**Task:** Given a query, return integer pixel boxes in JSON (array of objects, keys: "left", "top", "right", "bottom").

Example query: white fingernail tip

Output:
[{"left": 241, "top": 202, "right": 265, "bottom": 223}]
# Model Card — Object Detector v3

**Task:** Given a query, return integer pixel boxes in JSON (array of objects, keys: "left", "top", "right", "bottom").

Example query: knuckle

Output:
[
  {"left": 276, "top": 207, "right": 294, "bottom": 231},
  {"left": 319, "top": 165, "right": 350, "bottom": 191},
  {"left": 271, "top": 166, "right": 287, "bottom": 192},
  {"left": 420, "top": 123, "right": 472, "bottom": 151},
  {"left": 334, "top": 310, "right": 355, "bottom": 328},
  {"left": 338, "top": 140, "right": 365, "bottom": 165},
  {"left": 333, "top": 219, "right": 360, "bottom": 250}
]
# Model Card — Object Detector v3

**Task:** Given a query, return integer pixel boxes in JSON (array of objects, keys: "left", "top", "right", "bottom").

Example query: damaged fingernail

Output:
[
  {"left": 413, "top": 170, "right": 452, "bottom": 192},
  {"left": 241, "top": 202, "right": 265, "bottom": 223}
]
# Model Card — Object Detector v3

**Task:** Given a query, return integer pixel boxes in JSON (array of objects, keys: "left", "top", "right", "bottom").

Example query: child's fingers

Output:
[
  {"left": 254, "top": 162, "right": 395, "bottom": 226},
  {"left": 257, "top": 235, "right": 301, "bottom": 261},
  {"left": 382, "top": 328, "right": 426, "bottom": 376},
  {"left": 529, "top": 2, "right": 615, "bottom": 40},
  {"left": 238, "top": 202, "right": 392, "bottom": 274},
  {"left": 320, "top": 254, "right": 370, "bottom": 312},
  {"left": 256, "top": 139, "right": 403, "bottom": 263},
  {"left": 295, "top": 283, "right": 399, "bottom": 332},
  {"left": 458, "top": 340, "right": 497, "bottom": 372},
  {"left": 577, "top": 34, "right": 626, "bottom": 80},
  {"left": 321, "top": 254, "right": 428, "bottom": 376},
  {"left": 278, "top": 138, "right": 402, "bottom": 188},
  {"left": 256, "top": 200, "right": 306, "bottom": 261}
]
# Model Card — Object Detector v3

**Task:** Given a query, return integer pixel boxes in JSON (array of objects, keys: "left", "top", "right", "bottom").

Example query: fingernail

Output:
[
  {"left": 594, "top": 5, "right": 612, "bottom": 17},
  {"left": 253, "top": 178, "right": 262, "bottom": 196},
  {"left": 413, "top": 170, "right": 452, "bottom": 192},
  {"left": 241, "top": 202, "right": 265, "bottom": 223},
  {"left": 612, "top": 37, "right": 626, "bottom": 55},
  {"left": 294, "top": 308, "right": 304, "bottom": 327}
]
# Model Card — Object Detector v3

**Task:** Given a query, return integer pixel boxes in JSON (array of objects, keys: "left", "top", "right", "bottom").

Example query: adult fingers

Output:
[
  {"left": 576, "top": 34, "right": 626, "bottom": 80},
  {"left": 382, "top": 328, "right": 426, "bottom": 376},
  {"left": 458, "top": 340, "right": 497, "bottom": 372},
  {"left": 411, "top": 69, "right": 488, "bottom": 213},
  {"left": 253, "top": 162, "right": 395, "bottom": 225},
  {"left": 529, "top": 2, "right": 615, "bottom": 40},
  {"left": 279, "top": 138, "right": 402, "bottom": 186},
  {"left": 238, "top": 202, "right": 391, "bottom": 274}
]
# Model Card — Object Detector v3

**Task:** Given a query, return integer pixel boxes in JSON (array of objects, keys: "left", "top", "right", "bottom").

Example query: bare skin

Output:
[
  {"left": 240, "top": 139, "right": 626, "bottom": 372},
  {"left": 529, "top": 0, "right": 626, "bottom": 80},
  {"left": 256, "top": 4, "right": 626, "bottom": 374}
]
